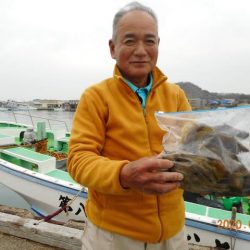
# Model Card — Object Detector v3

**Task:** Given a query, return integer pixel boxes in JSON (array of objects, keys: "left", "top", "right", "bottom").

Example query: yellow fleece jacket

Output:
[{"left": 68, "top": 65, "right": 191, "bottom": 243}]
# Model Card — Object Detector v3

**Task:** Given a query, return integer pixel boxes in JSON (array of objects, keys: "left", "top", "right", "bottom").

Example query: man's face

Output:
[{"left": 109, "top": 10, "right": 159, "bottom": 87}]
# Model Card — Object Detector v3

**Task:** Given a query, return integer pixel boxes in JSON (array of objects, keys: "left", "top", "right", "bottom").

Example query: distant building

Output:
[
  {"left": 63, "top": 100, "right": 79, "bottom": 111},
  {"left": 188, "top": 98, "right": 207, "bottom": 110},
  {"left": 220, "top": 99, "right": 237, "bottom": 107},
  {"left": 32, "top": 99, "right": 66, "bottom": 110},
  {"left": 1, "top": 99, "right": 79, "bottom": 112},
  {"left": 208, "top": 98, "right": 237, "bottom": 108}
]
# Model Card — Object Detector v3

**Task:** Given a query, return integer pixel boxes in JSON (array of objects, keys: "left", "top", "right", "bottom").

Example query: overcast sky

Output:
[{"left": 1, "top": 0, "right": 250, "bottom": 101}]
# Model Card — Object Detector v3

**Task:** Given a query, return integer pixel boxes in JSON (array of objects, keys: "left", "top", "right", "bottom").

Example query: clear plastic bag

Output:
[{"left": 155, "top": 106, "right": 250, "bottom": 196}]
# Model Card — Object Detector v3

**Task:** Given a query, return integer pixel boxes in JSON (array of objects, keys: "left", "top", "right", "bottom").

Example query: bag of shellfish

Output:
[{"left": 155, "top": 106, "right": 250, "bottom": 197}]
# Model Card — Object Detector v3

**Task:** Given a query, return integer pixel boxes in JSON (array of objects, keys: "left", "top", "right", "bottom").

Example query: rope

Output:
[
  {"left": 48, "top": 151, "right": 67, "bottom": 160},
  {"left": 230, "top": 232, "right": 236, "bottom": 250},
  {"left": 34, "top": 186, "right": 86, "bottom": 225},
  {"left": 230, "top": 207, "right": 237, "bottom": 250},
  {"left": 34, "top": 139, "right": 48, "bottom": 154}
]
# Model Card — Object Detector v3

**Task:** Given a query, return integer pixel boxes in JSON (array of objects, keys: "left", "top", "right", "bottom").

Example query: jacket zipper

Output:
[
  {"left": 144, "top": 92, "right": 164, "bottom": 242},
  {"left": 118, "top": 74, "right": 167, "bottom": 241},
  {"left": 157, "top": 196, "right": 164, "bottom": 242}
]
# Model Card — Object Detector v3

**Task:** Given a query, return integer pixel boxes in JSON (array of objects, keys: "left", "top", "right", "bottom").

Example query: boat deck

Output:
[
  {"left": 46, "top": 169, "right": 76, "bottom": 184},
  {"left": 1, "top": 147, "right": 56, "bottom": 173}
]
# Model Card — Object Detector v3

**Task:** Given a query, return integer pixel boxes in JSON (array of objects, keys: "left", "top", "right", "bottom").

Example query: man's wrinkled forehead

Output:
[{"left": 122, "top": 32, "right": 158, "bottom": 40}]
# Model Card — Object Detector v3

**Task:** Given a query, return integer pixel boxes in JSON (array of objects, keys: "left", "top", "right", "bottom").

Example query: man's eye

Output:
[
  {"left": 146, "top": 40, "right": 156, "bottom": 45},
  {"left": 124, "top": 40, "right": 135, "bottom": 46}
]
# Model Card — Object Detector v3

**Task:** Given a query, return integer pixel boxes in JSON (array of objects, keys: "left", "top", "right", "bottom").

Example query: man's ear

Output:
[
  {"left": 109, "top": 39, "right": 116, "bottom": 59},
  {"left": 158, "top": 37, "right": 160, "bottom": 45}
]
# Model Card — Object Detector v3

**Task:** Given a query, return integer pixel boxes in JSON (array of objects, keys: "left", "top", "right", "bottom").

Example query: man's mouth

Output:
[{"left": 130, "top": 61, "right": 148, "bottom": 64}]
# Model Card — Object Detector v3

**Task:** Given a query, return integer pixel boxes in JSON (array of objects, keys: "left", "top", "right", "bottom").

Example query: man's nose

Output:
[{"left": 134, "top": 42, "right": 147, "bottom": 55}]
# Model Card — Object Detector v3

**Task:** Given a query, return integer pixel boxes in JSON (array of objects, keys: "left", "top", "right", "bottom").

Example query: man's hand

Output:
[{"left": 119, "top": 156, "right": 183, "bottom": 195}]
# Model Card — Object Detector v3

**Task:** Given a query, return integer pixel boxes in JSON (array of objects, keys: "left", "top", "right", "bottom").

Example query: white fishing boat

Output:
[
  {"left": 0, "top": 113, "right": 87, "bottom": 222},
  {"left": 0, "top": 112, "right": 249, "bottom": 249},
  {"left": 0, "top": 158, "right": 87, "bottom": 222}
]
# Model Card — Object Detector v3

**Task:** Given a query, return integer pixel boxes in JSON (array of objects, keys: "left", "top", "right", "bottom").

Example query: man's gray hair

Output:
[{"left": 112, "top": 1, "right": 158, "bottom": 40}]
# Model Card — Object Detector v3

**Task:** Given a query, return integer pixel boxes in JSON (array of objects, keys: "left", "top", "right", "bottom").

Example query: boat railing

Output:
[{"left": 0, "top": 110, "right": 70, "bottom": 132}]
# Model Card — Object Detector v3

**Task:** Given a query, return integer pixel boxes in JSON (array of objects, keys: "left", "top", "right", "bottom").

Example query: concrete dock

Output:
[
  {"left": 0, "top": 205, "right": 215, "bottom": 250},
  {"left": 0, "top": 232, "right": 62, "bottom": 250},
  {"left": 0, "top": 205, "right": 84, "bottom": 250}
]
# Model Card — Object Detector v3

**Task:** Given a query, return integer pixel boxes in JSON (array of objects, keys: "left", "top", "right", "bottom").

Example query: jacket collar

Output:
[{"left": 113, "top": 65, "right": 167, "bottom": 90}]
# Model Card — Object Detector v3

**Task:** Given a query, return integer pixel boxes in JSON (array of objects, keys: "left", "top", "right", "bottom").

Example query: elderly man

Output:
[{"left": 68, "top": 2, "right": 191, "bottom": 250}]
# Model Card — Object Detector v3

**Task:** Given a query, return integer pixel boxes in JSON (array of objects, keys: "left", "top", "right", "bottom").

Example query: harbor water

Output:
[{"left": 0, "top": 110, "right": 75, "bottom": 211}]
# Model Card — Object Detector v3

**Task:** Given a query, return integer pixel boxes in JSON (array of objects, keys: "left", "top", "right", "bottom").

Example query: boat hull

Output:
[
  {"left": 1, "top": 159, "right": 250, "bottom": 249},
  {"left": 186, "top": 218, "right": 250, "bottom": 249},
  {"left": 0, "top": 159, "right": 87, "bottom": 222}
]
